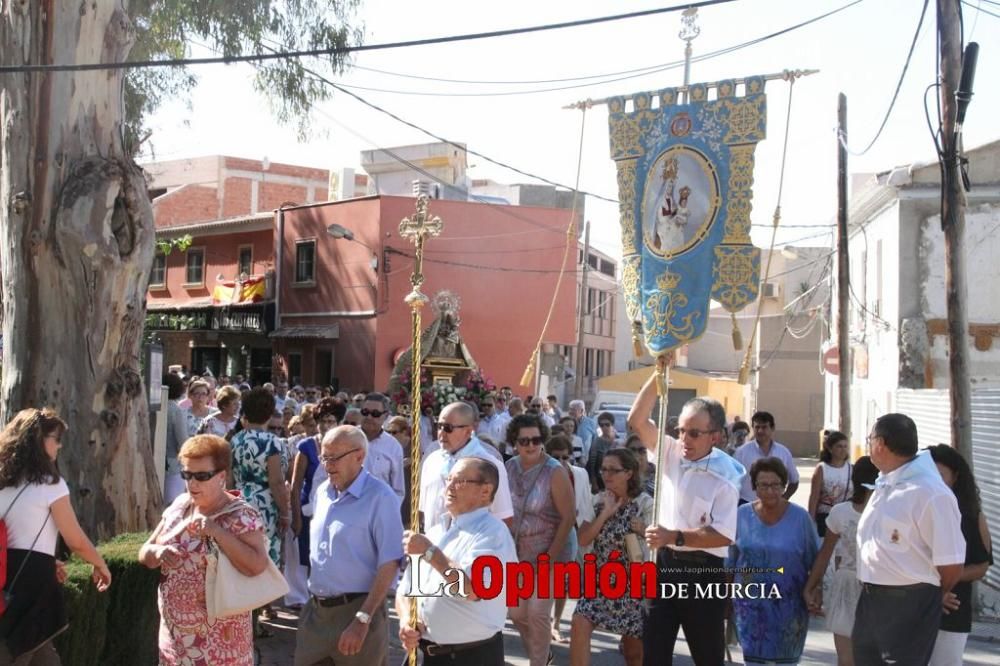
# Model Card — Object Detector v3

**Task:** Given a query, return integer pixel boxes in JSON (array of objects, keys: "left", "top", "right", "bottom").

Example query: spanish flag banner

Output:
[
  {"left": 211, "top": 275, "right": 266, "bottom": 305},
  {"left": 609, "top": 78, "right": 766, "bottom": 356}
]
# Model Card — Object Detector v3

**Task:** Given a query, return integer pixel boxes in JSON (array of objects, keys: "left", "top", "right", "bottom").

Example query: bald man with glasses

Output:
[
  {"left": 419, "top": 401, "right": 513, "bottom": 532},
  {"left": 296, "top": 426, "right": 403, "bottom": 666}
]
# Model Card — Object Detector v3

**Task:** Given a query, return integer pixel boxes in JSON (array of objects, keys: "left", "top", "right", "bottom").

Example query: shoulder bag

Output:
[{"left": 203, "top": 500, "right": 288, "bottom": 622}]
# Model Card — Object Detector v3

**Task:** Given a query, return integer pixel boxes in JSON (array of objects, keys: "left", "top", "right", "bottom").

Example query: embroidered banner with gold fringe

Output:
[{"left": 608, "top": 77, "right": 766, "bottom": 355}]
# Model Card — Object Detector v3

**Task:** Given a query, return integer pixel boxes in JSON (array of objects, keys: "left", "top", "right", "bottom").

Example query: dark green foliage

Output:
[
  {"left": 124, "top": 1, "right": 363, "bottom": 154},
  {"left": 56, "top": 533, "right": 159, "bottom": 666}
]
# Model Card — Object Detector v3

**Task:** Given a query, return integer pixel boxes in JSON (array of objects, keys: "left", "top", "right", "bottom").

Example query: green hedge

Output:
[{"left": 55, "top": 532, "right": 160, "bottom": 666}]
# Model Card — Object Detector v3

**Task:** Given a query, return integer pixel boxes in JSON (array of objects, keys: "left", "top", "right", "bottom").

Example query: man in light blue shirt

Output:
[
  {"left": 398, "top": 458, "right": 517, "bottom": 665},
  {"left": 296, "top": 425, "right": 403, "bottom": 666},
  {"left": 568, "top": 399, "right": 596, "bottom": 461}
]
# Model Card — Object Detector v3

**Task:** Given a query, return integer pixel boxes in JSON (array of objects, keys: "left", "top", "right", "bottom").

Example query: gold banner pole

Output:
[
  {"left": 399, "top": 195, "right": 443, "bottom": 666},
  {"left": 649, "top": 353, "right": 670, "bottom": 563}
]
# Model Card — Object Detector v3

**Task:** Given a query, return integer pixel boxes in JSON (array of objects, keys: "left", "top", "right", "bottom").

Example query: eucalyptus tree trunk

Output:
[{"left": 0, "top": 0, "right": 159, "bottom": 538}]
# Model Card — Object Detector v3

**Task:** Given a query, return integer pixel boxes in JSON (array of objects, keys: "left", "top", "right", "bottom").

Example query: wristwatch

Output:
[
  {"left": 355, "top": 611, "right": 371, "bottom": 625},
  {"left": 424, "top": 545, "right": 438, "bottom": 561},
  {"left": 674, "top": 530, "right": 686, "bottom": 548}
]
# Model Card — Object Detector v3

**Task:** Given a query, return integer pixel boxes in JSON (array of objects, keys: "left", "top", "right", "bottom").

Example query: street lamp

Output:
[{"left": 326, "top": 223, "right": 379, "bottom": 272}]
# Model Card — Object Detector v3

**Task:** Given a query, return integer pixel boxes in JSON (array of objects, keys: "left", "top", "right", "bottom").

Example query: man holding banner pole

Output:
[{"left": 628, "top": 371, "right": 745, "bottom": 665}]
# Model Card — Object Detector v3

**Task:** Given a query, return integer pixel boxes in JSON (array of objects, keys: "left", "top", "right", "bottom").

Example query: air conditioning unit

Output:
[{"left": 761, "top": 282, "right": 780, "bottom": 299}]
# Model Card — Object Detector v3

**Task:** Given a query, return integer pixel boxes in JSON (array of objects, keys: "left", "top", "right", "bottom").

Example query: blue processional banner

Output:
[{"left": 608, "top": 78, "right": 767, "bottom": 356}]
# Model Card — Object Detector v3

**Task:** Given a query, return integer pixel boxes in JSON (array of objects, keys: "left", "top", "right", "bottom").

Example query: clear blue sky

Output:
[{"left": 144, "top": 0, "right": 1000, "bottom": 256}]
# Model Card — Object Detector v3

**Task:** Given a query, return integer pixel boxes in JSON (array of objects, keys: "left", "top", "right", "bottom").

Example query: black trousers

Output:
[
  {"left": 422, "top": 631, "right": 504, "bottom": 666},
  {"left": 643, "top": 549, "right": 727, "bottom": 666},
  {"left": 852, "top": 582, "right": 941, "bottom": 666}
]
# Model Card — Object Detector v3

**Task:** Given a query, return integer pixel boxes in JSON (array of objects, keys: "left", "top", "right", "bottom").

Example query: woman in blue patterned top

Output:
[
  {"left": 728, "top": 456, "right": 818, "bottom": 664},
  {"left": 228, "top": 387, "right": 290, "bottom": 566}
]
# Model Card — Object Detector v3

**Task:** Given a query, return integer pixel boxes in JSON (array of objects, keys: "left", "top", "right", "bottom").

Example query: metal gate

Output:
[
  {"left": 971, "top": 389, "right": 1000, "bottom": 617},
  {"left": 896, "top": 388, "right": 1000, "bottom": 621}
]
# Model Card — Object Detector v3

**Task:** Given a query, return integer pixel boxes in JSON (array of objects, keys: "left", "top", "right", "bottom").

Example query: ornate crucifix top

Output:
[{"left": 399, "top": 195, "right": 443, "bottom": 298}]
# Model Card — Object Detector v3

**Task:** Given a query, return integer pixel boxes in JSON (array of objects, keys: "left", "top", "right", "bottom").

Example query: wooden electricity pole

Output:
[
  {"left": 837, "top": 93, "right": 851, "bottom": 439},
  {"left": 938, "top": 0, "right": 972, "bottom": 460},
  {"left": 574, "top": 221, "right": 591, "bottom": 402}
]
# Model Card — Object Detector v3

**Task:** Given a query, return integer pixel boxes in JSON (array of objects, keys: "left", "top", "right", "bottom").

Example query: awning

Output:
[{"left": 269, "top": 325, "right": 340, "bottom": 339}]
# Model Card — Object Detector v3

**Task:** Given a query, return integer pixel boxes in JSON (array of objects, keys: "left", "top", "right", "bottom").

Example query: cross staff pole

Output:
[{"left": 398, "top": 195, "right": 443, "bottom": 666}]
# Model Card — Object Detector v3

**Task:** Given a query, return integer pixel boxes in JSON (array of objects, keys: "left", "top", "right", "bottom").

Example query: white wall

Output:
[{"left": 922, "top": 202, "right": 1000, "bottom": 387}]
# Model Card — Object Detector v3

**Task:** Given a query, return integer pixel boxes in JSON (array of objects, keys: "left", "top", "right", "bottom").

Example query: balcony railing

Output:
[{"left": 146, "top": 303, "right": 274, "bottom": 334}]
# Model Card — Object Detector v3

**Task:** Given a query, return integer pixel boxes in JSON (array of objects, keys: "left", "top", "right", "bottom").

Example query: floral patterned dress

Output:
[
  {"left": 156, "top": 498, "right": 263, "bottom": 666},
  {"left": 574, "top": 497, "right": 646, "bottom": 637},
  {"left": 230, "top": 428, "right": 286, "bottom": 565}
]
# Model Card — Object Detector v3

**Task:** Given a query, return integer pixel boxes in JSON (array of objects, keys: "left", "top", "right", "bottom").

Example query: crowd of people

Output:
[{"left": 0, "top": 367, "right": 993, "bottom": 666}]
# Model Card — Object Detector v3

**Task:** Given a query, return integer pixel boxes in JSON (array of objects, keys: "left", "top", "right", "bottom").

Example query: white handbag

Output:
[{"left": 203, "top": 501, "right": 289, "bottom": 622}]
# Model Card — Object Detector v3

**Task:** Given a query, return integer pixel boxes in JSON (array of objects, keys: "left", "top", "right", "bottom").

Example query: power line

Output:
[
  {"left": 0, "top": 0, "right": 736, "bottom": 74},
  {"left": 837, "top": 0, "right": 930, "bottom": 155},
  {"left": 963, "top": 0, "right": 1000, "bottom": 19},
  {"left": 335, "top": 0, "right": 867, "bottom": 98}
]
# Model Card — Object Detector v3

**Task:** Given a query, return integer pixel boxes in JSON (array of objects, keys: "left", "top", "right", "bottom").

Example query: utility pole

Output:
[
  {"left": 574, "top": 221, "right": 591, "bottom": 402},
  {"left": 938, "top": 0, "right": 973, "bottom": 461},
  {"left": 837, "top": 93, "right": 851, "bottom": 440}
]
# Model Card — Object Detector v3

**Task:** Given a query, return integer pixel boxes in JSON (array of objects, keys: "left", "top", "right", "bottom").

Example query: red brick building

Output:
[{"left": 145, "top": 156, "right": 578, "bottom": 392}]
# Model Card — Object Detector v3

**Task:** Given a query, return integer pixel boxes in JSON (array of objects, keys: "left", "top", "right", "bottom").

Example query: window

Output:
[
  {"left": 150, "top": 253, "right": 166, "bottom": 288},
  {"left": 587, "top": 254, "right": 599, "bottom": 270},
  {"left": 585, "top": 348, "right": 594, "bottom": 377},
  {"left": 295, "top": 240, "right": 316, "bottom": 283},
  {"left": 238, "top": 245, "right": 253, "bottom": 277},
  {"left": 587, "top": 287, "right": 596, "bottom": 315},
  {"left": 185, "top": 248, "right": 205, "bottom": 285},
  {"left": 599, "top": 259, "right": 616, "bottom": 278}
]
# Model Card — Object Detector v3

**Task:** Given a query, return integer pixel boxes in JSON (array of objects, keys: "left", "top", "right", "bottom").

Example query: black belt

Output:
[
  {"left": 861, "top": 582, "right": 935, "bottom": 597},
  {"left": 663, "top": 548, "right": 723, "bottom": 565},
  {"left": 311, "top": 592, "right": 366, "bottom": 608},
  {"left": 419, "top": 632, "right": 500, "bottom": 657}
]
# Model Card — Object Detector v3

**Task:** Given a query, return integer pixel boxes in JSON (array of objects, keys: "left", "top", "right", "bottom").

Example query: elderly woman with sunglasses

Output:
[
  {"left": 140, "top": 435, "right": 269, "bottom": 666},
  {"left": 505, "top": 413, "right": 577, "bottom": 666},
  {"left": 570, "top": 448, "right": 652, "bottom": 666}
]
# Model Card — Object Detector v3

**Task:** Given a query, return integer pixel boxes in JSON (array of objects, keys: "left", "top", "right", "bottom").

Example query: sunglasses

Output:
[
  {"left": 436, "top": 422, "right": 471, "bottom": 433},
  {"left": 516, "top": 436, "right": 545, "bottom": 447},
  {"left": 180, "top": 470, "right": 220, "bottom": 482},
  {"left": 321, "top": 448, "right": 362, "bottom": 464},
  {"left": 677, "top": 428, "right": 719, "bottom": 439},
  {"left": 553, "top": 454, "right": 572, "bottom": 462},
  {"left": 361, "top": 408, "right": 386, "bottom": 418}
]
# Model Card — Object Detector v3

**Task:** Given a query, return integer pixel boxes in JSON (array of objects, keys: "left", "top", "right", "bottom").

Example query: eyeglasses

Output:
[
  {"left": 190, "top": 391, "right": 209, "bottom": 398},
  {"left": 599, "top": 422, "right": 613, "bottom": 428},
  {"left": 180, "top": 470, "right": 220, "bottom": 482},
  {"left": 516, "top": 436, "right": 545, "bottom": 447},
  {"left": 600, "top": 467, "right": 626, "bottom": 475},
  {"left": 481, "top": 403, "right": 495, "bottom": 408},
  {"left": 321, "top": 448, "right": 362, "bottom": 464},
  {"left": 361, "top": 408, "right": 387, "bottom": 418},
  {"left": 530, "top": 404, "right": 544, "bottom": 409},
  {"left": 553, "top": 454, "right": 572, "bottom": 462},
  {"left": 445, "top": 476, "right": 487, "bottom": 488},
  {"left": 756, "top": 482, "right": 785, "bottom": 491},
  {"left": 677, "top": 428, "right": 719, "bottom": 439},
  {"left": 436, "top": 422, "right": 471, "bottom": 433}
]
